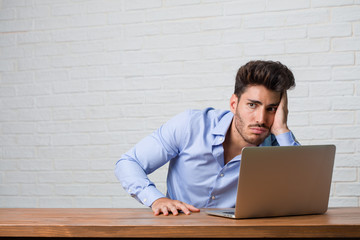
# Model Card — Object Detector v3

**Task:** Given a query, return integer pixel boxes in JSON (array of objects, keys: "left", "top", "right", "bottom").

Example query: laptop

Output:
[{"left": 206, "top": 144, "right": 336, "bottom": 219}]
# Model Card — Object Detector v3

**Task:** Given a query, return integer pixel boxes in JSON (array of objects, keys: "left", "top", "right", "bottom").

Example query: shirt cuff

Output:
[
  {"left": 137, "top": 185, "right": 166, "bottom": 207},
  {"left": 275, "top": 131, "right": 300, "bottom": 146}
]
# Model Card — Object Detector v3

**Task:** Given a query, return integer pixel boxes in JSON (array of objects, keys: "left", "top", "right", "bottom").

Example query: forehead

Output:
[{"left": 239, "top": 85, "right": 281, "bottom": 104}]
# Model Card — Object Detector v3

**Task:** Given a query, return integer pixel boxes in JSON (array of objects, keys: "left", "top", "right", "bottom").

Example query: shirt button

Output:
[
  {"left": 220, "top": 173, "right": 224, "bottom": 177},
  {"left": 211, "top": 196, "right": 215, "bottom": 200}
]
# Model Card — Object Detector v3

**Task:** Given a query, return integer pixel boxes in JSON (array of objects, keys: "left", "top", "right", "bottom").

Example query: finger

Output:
[
  {"left": 168, "top": 205, "right": 179, "bottom": 216},
  {"left": 184, "top": 203, "right": 200, "bottom": 212},
  {"left": 153, "top": 208, "right": 160, "bottom": 216},
  {"left": 161, "top": 206, "right": 169, "bottom": 216}
]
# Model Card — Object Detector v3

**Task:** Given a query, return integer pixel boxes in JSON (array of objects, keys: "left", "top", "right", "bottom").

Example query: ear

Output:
[{"left": 230, "top": 94, "right": 239, "bottom": 114}]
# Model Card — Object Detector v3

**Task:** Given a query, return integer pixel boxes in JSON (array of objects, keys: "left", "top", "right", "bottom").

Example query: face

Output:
[{"left": 230, "top": 85, "right": 281, "bottom": 146}]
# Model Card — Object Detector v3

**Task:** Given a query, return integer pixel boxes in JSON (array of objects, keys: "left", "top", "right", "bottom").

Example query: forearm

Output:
[{"left": 115, "top": 157, "right": 166, "bottom": 206}]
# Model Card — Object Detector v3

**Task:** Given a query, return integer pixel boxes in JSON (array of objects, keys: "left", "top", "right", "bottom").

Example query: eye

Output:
[
  {"left": 248, "top": 103, "right": 256, "bottom": 109},
  {"left": 267, "top": 107, "right": 277, "bottom": 112}
]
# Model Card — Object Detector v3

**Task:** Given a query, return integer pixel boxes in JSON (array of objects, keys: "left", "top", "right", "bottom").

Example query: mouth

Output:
[{"left": 249, "top": 127, "right": 268, "bottom": 134}]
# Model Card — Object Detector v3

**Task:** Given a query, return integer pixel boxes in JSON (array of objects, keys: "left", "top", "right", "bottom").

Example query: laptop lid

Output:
[{"left": 207, "top": 145, "right": 336, "bottom": 219}]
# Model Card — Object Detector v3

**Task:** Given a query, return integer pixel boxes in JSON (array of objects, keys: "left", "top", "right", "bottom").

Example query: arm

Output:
[
  {"left": 271, "top": 91, "right": 300, "bottom": 146},
  {"left": 115, "top": 110, "right": 199, "bottom": 215}
]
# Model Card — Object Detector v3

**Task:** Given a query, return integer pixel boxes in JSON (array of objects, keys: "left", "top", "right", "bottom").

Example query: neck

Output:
[{"left": 223, "top": 119, "right": 254, "bottom": 164}]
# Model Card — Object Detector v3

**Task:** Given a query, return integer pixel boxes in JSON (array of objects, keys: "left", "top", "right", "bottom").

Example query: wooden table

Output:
[{"left": 0, "top": 208, "right": 360, "bottom": 239}]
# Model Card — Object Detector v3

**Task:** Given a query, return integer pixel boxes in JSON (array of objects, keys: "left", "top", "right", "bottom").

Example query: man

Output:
[{"left": 115, "top": 60, "right": 299, "bottom": 216}]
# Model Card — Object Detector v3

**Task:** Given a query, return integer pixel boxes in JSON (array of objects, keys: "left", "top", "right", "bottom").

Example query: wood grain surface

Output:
[{"left": 0, "top": 208, "right": 360, "bottom": 238}]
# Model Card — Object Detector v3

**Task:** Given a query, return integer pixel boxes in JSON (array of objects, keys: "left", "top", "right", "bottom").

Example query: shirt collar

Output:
[{"left": 211, "top": 111, "right": 233, "bottom": 138}]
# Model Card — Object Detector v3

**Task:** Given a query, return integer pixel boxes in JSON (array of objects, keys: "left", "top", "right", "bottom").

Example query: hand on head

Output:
[{"left": 271, "top": 91, "right": 290, "bottom": 136}]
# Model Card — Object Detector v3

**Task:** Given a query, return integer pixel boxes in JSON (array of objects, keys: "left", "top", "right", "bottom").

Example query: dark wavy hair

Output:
[{"left": 234, "top": 60, "right": 295, "bottom": 98}]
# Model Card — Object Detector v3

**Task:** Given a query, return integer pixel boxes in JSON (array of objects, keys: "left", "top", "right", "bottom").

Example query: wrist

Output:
[{"left": 272, "top": 126, "right": 290, "bottom": 136}]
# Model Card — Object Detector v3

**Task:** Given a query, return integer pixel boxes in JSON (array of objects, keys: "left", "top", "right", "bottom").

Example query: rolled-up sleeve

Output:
[{"left": 275, "top": 131, "right": 300, "bottom": 146}]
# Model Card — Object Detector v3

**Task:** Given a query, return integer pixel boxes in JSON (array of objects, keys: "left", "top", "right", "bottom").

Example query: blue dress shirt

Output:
[{"left": 115, "top": 108, "right": 299, "bottom": 208}]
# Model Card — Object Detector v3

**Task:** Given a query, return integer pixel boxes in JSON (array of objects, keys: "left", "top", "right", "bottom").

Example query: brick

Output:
[
  {"left": 0, "top": 197, "right": 37, "bottom": 207},
  {"left": 87, "top": 0, "right": 123, "bottom": 13},
  {"left": 311, "top": 111, "right": 354, "bottom": 125},
  {"left": 287, "top": 113, "right": 309, "bottom": 127},
  {"left": 0, "top": 184, "right": 19, "bottom": 195},
  {"left": 36, "top": 95, "right": 70, "bottom": 108},
  {"left": 223, "top": 29, "right": 264, "bottom": 43},
  {"left": 224, "top": 0, "right": 265, "bottom": 15},
  {"left": 16, "top": 136, "right": 51, "bottom": 147},
  {"left": 143, "top": 62, "right": 184, "bottom": 76},
  {"left": 0, "top": 8, "right": 16, "bottom": 20},
  {"left": 73, "top": 197, "right": 112, "bottom": 207},
  {"left": 52, "top": 134, "right": 90, "bottom": 146},
  {"left": 310, "top": 82, "right": 354, "bottom": 96},
  {"left": 69, "top": 93, "right": 104, "bottom": 107},
  {"left": 109, "top": 11, "right": 145, "bottom": 24},
  {"left": 332, "top": 168, "right": 357, "bottom": 182},
  {"left": 335, "top": 154, "right": 360, "bottom": 167},
  {"left": 73, "top": 171, "right": 109, "bottom": 183},
  {"left": 54, "top": 160, "right": 89, "bottom": 171},
  {"left": 267, "top": 0, "right": 310, "bottom": 11},
  {"left": 0, "top": 87, "right": 16, "bottom": 97},
  {"left": 146, "top": 4, "right": 222, "bottom": 22},
  {"left": 308, "top": 23, "right": 351, "bottom": 38},
  {"left": 201, "top": 16, "right": 242, "bottom": 31},
  {"left": 333, "top": 66, "right": 360, "bottom": 80},
  {"left": 55, "top": 184, "right": 90, "bottom": 196},
  {"left": 332, "top": 96, "right": 360, "bottom": 110},
  {"left": 124, "top": 0, "right": 161, "bottom": 10},
  {"left": 38, "top": 172, "right": 74, "bottom": 183},
  {"left": 289, "top": 98, "right": 331, "bottom": 111},
  {"left": 39, "top": 197, "right": 73, "bottom": 207},
  {"left": 21, "top": 184, "right": 54, "bottom": 196},
  {"left": 2, "top": 122, "right": 36, "bottom": 134},
  {"left": 107, "top": 118, "right": 145, "bottom": 131},
  {"left": 0, "top": 20, "right": 33, "bottom": 33},
  {"left": 0, "top": 60, "right": 15, "bottom": 71},
  {"left": 286, "top": 39, "right": 330, "bottom": 53},
  {"left": 336, "top": 183, "right": 360, "bottom": 196},
  {"left": 244, "top": 42, "right": 285, "bottom": 56},
  {"left": 332, "top": 37, "right": 360, "bottom": 51},
  {"left": 18, "top": 57, "right": 51, "bottom": 71},
  {"left": 265, "top": 27, "right": 306, "bottom": 40},
  {"left": 70, "top": 120, "right": 107, "bottom": 133},
  {"left": 5, "top": 172, "right": 37, "bottom": 183},
  {"left": 292, "top": 67, "right": 331, "bottom": 81},
  {"left": 163, "top": 20, "right": 201, "bottom": 34},
  {"left": 164, "top": 0, "right": 201, "bottom": 7},
  {"left": 285, "top": 9, "right": 329, "bottom": 26},
  {"left": 309, "top": 52, "right": 354, "bottom": 66},
  {"left": 312, "top": 0, "right": 353, "bottom": 7},
  {"left": 0, "top": 160, "right": 18, "bottom": 170},
  {"left": 53, "top": 80, "right": 87, "bottom": 93},
  {"left": 163, "top": 47, "right": 202, "bottom": 61},
  {"left": 332, "top": 6, "right": 360, "bottom": 22},
  {"left": 334, "top": 126, "right": 360, "bottom": 139},
  {"left": 184, "top": 61, "right": 223, "bottom": 73},
  {"left": 17, "top": 5, "right": 51, "bottom": 18},
  {"left": 35, "top": 70, "right": 69, "bottom": 82},
  {"left": 328, "top": 197, "right": 358, "bottom": 207},
  {"left": 52, "top": 3, "right": 86, "bottom": 16}
]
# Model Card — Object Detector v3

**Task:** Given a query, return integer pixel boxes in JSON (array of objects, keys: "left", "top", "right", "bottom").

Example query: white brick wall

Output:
[{"left": 0, "top": 0, "right": 359, "bottom": 208}]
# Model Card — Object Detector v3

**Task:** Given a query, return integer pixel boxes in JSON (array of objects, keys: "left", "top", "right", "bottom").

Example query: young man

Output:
[{"left": 115, "top": 60, "right": 299, "bottom": 216}]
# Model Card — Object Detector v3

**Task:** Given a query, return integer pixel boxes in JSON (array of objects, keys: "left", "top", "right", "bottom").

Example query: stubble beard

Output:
[{"left": 233, "top": 114, "right": 270, "bottom": 146}]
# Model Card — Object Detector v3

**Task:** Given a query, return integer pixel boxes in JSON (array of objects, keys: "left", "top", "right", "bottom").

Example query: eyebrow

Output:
[{"left": 247, "top": 99, "right": 280, "bottom": 107}]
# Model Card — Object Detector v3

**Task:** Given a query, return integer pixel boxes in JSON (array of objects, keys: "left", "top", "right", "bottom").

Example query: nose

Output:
[{"left": 255, "top": 108, "right": 266, "bottom": 125}]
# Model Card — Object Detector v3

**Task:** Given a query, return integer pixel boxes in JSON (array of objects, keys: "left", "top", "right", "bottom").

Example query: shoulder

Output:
[{"left": 184, "top": 108, "right": 230, "bottom": 122}]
